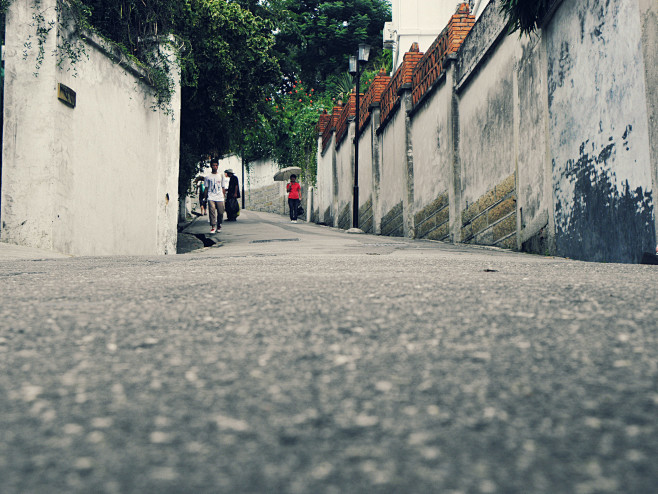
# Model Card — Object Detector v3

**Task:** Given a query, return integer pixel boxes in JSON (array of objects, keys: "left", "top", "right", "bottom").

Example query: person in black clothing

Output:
[{"left": 224, "top": 169, "right": 240, "bottom": 221}]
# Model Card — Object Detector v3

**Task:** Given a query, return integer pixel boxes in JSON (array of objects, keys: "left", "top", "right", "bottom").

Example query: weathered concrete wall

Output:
[
  {"left": 246, "top": 182, "right": 286, "bottom": 216},
  {"left": 547, "top": 0, "right": 655, "bottom": 263},
  {"left": 214, "top": 155, "right": 242, "bottom": 179},
  {"left": 370, "top": 107, "right": 383, "bottom": 234},
  {"left": 458, "top": 35, "right": 519, "bottom": 216},
  {"left": 1, "top": 0, "right": 180, "bottom": 255},
  {"left": 314, "top": 0, "right": 656, "bottom": 262},
  {"left": 515, "top": 35, "right": 553, "bottom": 253},
  {"left": 378, "top": 105, "right": 407, "bottom": 237},
  {"left": 243, "top": 156, "right": 271, "bottom": 190},
  {"left": 214, "top": 157, "right": 283, "bottom": 216},
  {"left": 639, "top": 0, "right": 658, "bottom": 247},
  {"left": 410, "top": 72, "right": 453, "bottom": 241},
  {"left": 236, "top": 158, "right": 310, "bottom": 220},
  {"left": 455, "top": 9, "right": 521, "bottom": 249},
  {"left": 316, "top": 134, "right": 335, "bottom": 225}
]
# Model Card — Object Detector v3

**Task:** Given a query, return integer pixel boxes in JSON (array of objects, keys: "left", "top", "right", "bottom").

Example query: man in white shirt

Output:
[{"left": 204, "top": 158, "right": 226, "bottom": 234}]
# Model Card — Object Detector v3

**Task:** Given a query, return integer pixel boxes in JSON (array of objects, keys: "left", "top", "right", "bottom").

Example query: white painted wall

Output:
[
  {"left": 378, "top": 110, "right": 406, "bottom": 218},
  {"left": 316, "top": 135, "right": 336, "bottom": 223},
  {"left": 411, "top": 79, "right": 453, "bottom": 209},
  {"left": 547, "top": 0, "right": 655, "bottom": 262},
  {"left": 458, "top": 34, "right": 520, "bottom": 208},
  {"left": 318, "top": 0, "right": 655, "bottom": 262},
  {"left": 245, "top": 157, "right": 278, "bottom": 190},
  {"left": 1, "top": 0, "right": 180, "bottom": 256},
  {"left": 639, "top": 0, "right": 658, "bottom": 245},
  {"left": 515, "top": 35, "right": 552, "bottom": 245}
]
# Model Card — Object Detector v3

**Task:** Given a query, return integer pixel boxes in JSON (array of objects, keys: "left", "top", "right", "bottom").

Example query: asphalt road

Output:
[{"left": 1, "top": 210, "right": 657, "bottom": 493}]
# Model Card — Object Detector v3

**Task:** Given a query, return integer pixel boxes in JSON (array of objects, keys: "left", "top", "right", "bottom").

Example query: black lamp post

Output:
[
  {"left": 348, "top": 43, "right": 370, "bottom": 229},
  {"left": 241, "top": 154, "right": 245, "bottom": 210}
]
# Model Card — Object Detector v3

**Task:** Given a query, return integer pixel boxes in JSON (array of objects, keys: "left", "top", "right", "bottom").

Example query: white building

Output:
[{"left": 385, "top": 0, "right": 490, "bottom": 70}]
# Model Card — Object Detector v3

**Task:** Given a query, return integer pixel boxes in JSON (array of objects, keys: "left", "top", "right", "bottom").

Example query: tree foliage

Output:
[
  {"left": 175, "top": 1, "right": 280, "bottom": 193},
  {"left": 499, "top": 0, "right": 554, "bottom": 36},
  {"left": 2, "top": 0, "right": 392, "bottom": 190},
  {"left": 267, "top": 0, "right": 391, "bottom": 93},
  {"left": 237, "top": 0, "right": 391, "bottom": 184}
]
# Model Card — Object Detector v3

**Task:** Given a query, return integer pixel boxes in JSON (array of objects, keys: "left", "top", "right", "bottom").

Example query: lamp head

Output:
[
  {"left": 358, "top": 43, "right": 370, "bottom": 63},
  {"left": 348, "top": 55, "right": 357, "bottom": 75}
]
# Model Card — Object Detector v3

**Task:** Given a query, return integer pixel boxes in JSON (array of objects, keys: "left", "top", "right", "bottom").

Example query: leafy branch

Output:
[{"left": 499, "top": 0, "right": 555, "bottom": 36}]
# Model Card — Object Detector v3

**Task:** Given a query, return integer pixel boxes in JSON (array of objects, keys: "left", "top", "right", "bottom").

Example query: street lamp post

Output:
[
  {"left": 241, "top": 154, "right": 245, "bottom": 210},
  {"left": 349, "top": 43, "right": 370, "bottom": 229}
]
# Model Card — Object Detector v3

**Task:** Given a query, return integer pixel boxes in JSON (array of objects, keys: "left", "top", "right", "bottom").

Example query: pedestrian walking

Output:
[
  {"left": 225, "top": 169, "right": 240, "bottom": 221},
  {"left": 287, "top": 174, "right": 302, "bottom": 223},
  {"left": 204, "top": 158, "right": 225, "bottom": 234}
]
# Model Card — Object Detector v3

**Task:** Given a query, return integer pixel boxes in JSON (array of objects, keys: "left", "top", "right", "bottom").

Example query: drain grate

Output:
[
  {"left": 356, "top": 243, "right": 407, "bottom": 247},
  {"left": 250, "top": 238, "right": 300, "bottom": 244}
]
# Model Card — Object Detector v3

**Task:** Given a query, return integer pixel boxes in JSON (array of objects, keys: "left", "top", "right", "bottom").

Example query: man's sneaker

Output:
[
  {"left": 292, "top": 220, "right": 297, "bottom": 223},
  {"left": 210, "top": 228, "right": 216, "bottom": 234},
  {"left": 217, "top": 226, "right": 222, "bottom": 232}
]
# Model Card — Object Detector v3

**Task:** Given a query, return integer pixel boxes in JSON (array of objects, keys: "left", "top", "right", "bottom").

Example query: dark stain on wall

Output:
[
  {"left": 323, "top": 206, "right": 333, "bottom": 227},
  {"left": 578, "top": 0, "right": 612, "bottom": 43},
  {"left": 338, "top": 203, "right": 351, "bottom": 230},
  {"left": 554, "top": 136, "right": 655, "bottom": 263},
  {"left": 381, "top": 202, "right": 404, "bottom": 237},
  {"left": 359, "top": 196, "right": 374, "bottom": 233},
  {"left": 547, "top": 38, "right": 574, "bottom": 109}
]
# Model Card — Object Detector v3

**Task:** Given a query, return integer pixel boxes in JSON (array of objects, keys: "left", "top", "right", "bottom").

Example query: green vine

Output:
[
  {"left": 134, "top": 38, "right": 177, "bottom": 114},
  {"left": 54, "top": 0, "right": 90, "bottom": 76},
  {"left": 21, "top": 0, "right": 56, "bottom": 77}
]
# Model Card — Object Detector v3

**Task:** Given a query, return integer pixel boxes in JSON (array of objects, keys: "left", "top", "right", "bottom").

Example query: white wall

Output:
[
  {"left": 547, "top": 0, "right": 655, "bottom": 262},
  {"left": 639, "top": 0, "right": 658, "bottom": 244},
  {"left": 515, "top": 35, "right": 552, "bottom": 246},
  {"left": 316, "top": 135, "right": 336, "bottom": 223},
  {"left": 379, "top": 109, "right": 406, "bottom": 218},
  {"left": 245, "top": 157, "right": 278, "bottom": 190},
  {"left": 1, "top": 0, "right": 180, "bottom": 255},
  {"left": 318, "top": 0, "right": 656, "bottom": 262},
  {"left": 411, "top": 78, "right": 453, "bottom": 209},
  {"left": 458, "top": 34, "right": 519, "bottom": 208}
]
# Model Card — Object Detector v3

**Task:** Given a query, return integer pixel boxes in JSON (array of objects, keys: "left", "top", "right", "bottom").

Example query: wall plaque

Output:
[{"left": 57, "top": 83, "right": 76, "bottom": 108}]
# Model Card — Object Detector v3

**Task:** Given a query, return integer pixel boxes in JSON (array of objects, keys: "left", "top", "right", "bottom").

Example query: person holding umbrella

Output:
[{"left": 287, "top": 174, "right": 302, "bottom": 223}]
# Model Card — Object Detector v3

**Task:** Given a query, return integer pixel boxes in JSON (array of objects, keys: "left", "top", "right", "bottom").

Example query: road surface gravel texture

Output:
[{"left": 0, "top": 210, "right": 656, "bottom": 493}]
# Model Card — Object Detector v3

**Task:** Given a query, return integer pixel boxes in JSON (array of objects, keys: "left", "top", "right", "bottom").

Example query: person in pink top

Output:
[{"left": 286, "top": 174, "right": 302, "bottom": 223}]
